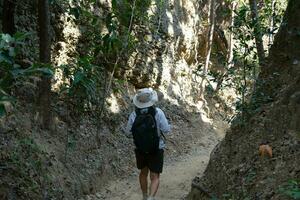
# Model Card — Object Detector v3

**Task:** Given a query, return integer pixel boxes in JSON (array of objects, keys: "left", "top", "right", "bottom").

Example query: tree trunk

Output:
[
  {"left": 2, "top": 0, "right": 16, "bottom": 35},
  {"left": 227, "top": 2, "right": 236, "bottom": 70},
  {"left": 249, "top": 0, "right": 265, "bottom": 66},
  {"left": 37, "top": 0, "right": 52, "bottom": 130},
  {"left": 199, "top": 0, "right": 216, "bottom": 99},
  {"left": 215, "top": 2, "right": 236, "bottom": 92},
  {"left": 268, "top": 0, "right": 275, "bottom": 48}
]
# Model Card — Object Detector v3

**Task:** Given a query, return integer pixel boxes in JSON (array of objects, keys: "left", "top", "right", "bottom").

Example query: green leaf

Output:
[
  {"left": 23, "top": 66, "right": 54, "bottom": 77},
  {"left": 0, "top": 54, "right": 11, "bottom": 64},
  {"left": 112, "top": 0, "right": 117, "bottom": 10},
  {"left": 13, "top": 32, "right": 29, "bottom": 41},
  {"left": 279, "top": 180, "right": 300, "bottom": 199},
  {"left": 0, "top": 88, "right": 8, "bottom": 96},
  {"left": 70, "top": 7, "right": 81, "bottom": 19},
  {"left": 34, "top": 68, "right": 54, "bottom": 77},
  {"left": 1, "top": 34, "right": 14, "bottom": 43},
  {"left": 73, "top": 71, "right": 84, "bottom": 85},
  {"left": 91, "top": 17, "right": 98, "bottom": 26}
]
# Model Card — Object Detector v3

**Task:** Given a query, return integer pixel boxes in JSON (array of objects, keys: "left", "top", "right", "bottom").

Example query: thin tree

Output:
[
  {"left": 2, "top": 0, "right": 16, "bottom": 35},
  {"left": 199, "top": 0, "right": 216, "bottom": 100},
  {"left": 215, "top": 1, "right": 236, "bottom": 92},
  {"left": 249, "top": 0, "right": 265, "bottom": 66},
  {"left": 37, "top": 0, "right": 52, "bottom": 129},
  {"left": 268, "top": 0, "right": 276, "bottom": 48}
]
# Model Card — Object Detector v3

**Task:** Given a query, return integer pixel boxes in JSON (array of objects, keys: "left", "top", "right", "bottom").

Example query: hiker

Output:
[{"left": 125, "top": 88, "right": 171, "bottom": 200}]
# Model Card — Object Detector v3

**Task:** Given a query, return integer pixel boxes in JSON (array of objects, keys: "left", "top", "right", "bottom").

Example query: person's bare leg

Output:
[
  {"left": 139, "top": 167, "right": 149, "bottom": 199},
  {"left": 149, "top": 171, "right": 160, "bottom": 198}
]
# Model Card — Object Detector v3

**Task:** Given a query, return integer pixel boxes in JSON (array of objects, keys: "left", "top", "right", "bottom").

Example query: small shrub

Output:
[
  {"left": 279, "top": 180, "right": 300, "bottom": 199},
  {"left": 0, "top": 33, "right": 53, "bottom": 117}
]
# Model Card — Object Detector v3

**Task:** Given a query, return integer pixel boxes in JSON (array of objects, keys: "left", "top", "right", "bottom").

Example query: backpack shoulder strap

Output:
[
  {"left": 135, "top": 107, "right": 141, "bottom": 116},
  {"left": 148, "top": 106, "right": 157, "bottom": 117},
  {"left": 152, "top": 107, "right": 167, "bottom": 140}
]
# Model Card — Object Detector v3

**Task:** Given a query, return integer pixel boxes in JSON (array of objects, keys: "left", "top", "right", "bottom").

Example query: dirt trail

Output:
[{"left": 82, "top": 115, "right": 226, "bottom": 200}]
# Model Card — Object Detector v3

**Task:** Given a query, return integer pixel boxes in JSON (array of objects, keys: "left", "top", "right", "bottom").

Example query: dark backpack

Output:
[{"left": 131, "top": 106, "right": 159, "bottom": 154}]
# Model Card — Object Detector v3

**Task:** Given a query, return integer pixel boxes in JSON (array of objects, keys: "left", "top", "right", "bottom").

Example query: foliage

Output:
[
  {"left": 112, "top": 0, "right": 151, "bottom": 28},
  {"left": 217, "top": 0, "right": 287, "bottom": 120},
  {"left": 259, "top": 0, "right": 287, "bottom": 45},
  {"left": 191, "top": 0, "right": 287, "bottom": 120},
  {"left": 57, "top": 0, "right": 153, "bottom": 114},
  {"left": 59, "top": 56, "right": 104, "bottom": 112},
  {"left": 68, "top": 0, "right": 140, "bottom": 58},
  {"left": 279, "top": 180, "right": 300, "bottom": 199},
  {"left": 0, "top": 33, "right": 53, "bottom": 117}
]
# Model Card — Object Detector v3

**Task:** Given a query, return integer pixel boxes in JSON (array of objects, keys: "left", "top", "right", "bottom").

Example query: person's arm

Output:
[
  {"left": 156, "top": 108, "right": 171, "bottom": 134},
  {"left": 124, "top": 111, "right": 136, "bottom": 136}
]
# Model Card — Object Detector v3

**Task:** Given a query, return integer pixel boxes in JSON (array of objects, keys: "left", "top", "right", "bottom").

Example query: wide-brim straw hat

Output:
[{"left": 133, "top": 88, "right": 158, "bottom": 109}]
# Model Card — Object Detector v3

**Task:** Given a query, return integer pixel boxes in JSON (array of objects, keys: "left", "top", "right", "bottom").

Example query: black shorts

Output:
[{"left": 134, "top": 149, "right": 164, "bottom": 173}]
